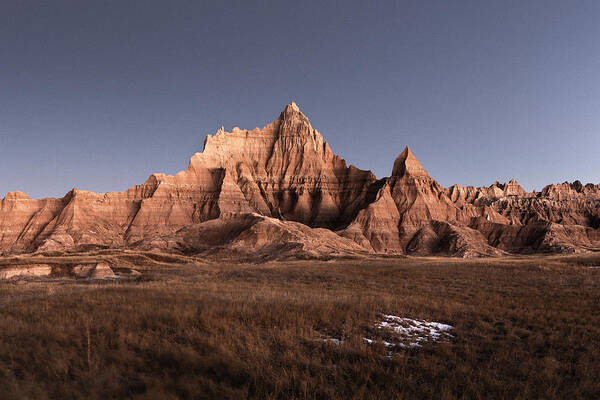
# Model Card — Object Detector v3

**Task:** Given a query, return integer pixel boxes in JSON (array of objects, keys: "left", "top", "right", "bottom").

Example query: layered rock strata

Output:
[{"left": 1, "top": 103, "right": 599, "bottom": 258}]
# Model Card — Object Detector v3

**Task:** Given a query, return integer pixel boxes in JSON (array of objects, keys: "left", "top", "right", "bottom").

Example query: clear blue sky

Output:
[{"left": 1, "top": 1, "right": 599, "bottom": 198}]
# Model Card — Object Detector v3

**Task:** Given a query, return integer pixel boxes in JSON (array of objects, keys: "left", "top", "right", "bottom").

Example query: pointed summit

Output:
[
  {"left": 276, "top": 101, "right": 316, "bottom": 141},
  {"left": 280, "top": 101, "right": 304, "bottom": 120},
  {"left": 391, "top": 146, "right": 429, "bottom": 178}
]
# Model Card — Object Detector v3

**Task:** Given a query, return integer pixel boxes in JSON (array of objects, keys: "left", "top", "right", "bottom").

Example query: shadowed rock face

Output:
[
  {"left": 341, "top": 147, "right": 511, "bottom": 257},
  {"left": 1, "top": 103, "right": 599, "bottom": 258},
  {"left": 342, "top": 147, "right": 600, "bottom": 256},
  {"left": 0, "top": 103, "right": 375, "bottom": 257},
  {"left": 187, "top": 102, "right": 377, "bottom": 228}
]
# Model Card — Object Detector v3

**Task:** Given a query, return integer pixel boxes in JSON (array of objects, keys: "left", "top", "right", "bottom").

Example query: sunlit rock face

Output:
[
  {"left": 341, "top": 146, "right": 600, "bottom": 257},
  {"left": 341, "top": 146, "right": 510, "bottom": 257},
  {"left": 186, "top": 102, "right": 377, "bottom": 228},
  {"left": 0, "top": 103, "right": 599, "bottom": 258},
  {"left": 0, "top": 103, "right": 376, "bottom": 256}
]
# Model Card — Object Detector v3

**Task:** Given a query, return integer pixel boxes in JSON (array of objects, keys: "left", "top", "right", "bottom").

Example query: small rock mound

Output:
[
  {"left": 72, "top": 263, "right": 116, "bottom": 279},
  {"left": 72, "top": 264, "right": 95, "bottom": 278},
  {"left": 90, "top": 263, "right": 116, "bottom": 279},
  {"left": 0, "top": 264, "right": 52, "bottom": 280}
]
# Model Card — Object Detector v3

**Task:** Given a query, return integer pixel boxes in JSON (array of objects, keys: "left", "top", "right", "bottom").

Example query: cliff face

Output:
[
  {"left": 342, "top": 147, "right": 600, "bottom": 257},
  {"left": 341, "top": 147, "right": 509, "bottom": 257},
  {"left": 186, "top": 102, "right": 377, "bottom": 228},
  {"left": 1, "top": 103, "right": 599, "bottom": 258},
  {"left": 0, "top": 103, "right": 375, "bottom": 257}
]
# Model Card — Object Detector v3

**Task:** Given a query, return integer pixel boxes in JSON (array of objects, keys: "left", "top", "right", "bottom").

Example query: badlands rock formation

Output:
[
  {"left": 0, "top": 264, "right": 52, "bottom": 280},
  {"left": 1, "top": 103, "right": 599, "bottom": 258}
]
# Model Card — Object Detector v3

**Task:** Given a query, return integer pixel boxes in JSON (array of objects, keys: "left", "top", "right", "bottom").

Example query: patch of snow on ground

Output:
[
  {"left": 378, "top": 314, "right": 454, "bottom": 341},
  {"left": 364, "top": 314, "right": 454, "bottom": 352},
  {"left": 319, "top": 315, "right": 454, "bottom": 357},
  {"left": 363, "top": 338, "right": 396, "bottom": 347}
]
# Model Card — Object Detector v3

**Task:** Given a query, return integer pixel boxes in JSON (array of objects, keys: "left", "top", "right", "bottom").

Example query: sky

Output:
[{"left": 1, "top": 0, "right": 599, "bottom": 198}]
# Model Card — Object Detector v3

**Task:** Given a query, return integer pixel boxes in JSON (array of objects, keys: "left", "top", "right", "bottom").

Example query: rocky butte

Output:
[{"left": 1, "top": 103, "right": 599, "bottom": 259}]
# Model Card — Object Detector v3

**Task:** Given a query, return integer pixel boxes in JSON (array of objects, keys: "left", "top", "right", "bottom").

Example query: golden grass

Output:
[{"left": 0, "top": 253, "right": 598, "bottom": 399}]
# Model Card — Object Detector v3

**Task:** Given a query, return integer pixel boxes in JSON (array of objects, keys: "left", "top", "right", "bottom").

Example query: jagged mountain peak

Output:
[
  {"left": 280, "top": 101, "right": 306, "bottom": 120},
  {"left": 285, "top": 101, "right": 300, "bottom": 113},
  {"left": 391, "top": 146, "right": 429, "bottom": 178},
  {"left": 145, "top": 102, "right": 376, "bottom": 230},
  {"left": 1, "top": 103, "right": 599, "bottom": 258}
]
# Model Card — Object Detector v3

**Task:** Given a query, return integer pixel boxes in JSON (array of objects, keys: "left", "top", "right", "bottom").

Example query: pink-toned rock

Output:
[
  {"left": 89, "top": 263, "right": 115, "bottom": 279},
  {"left": 0, "top": 264, "right": 52, "bottom": 279},
  {"left": 134, "top": 212, "right": 368, "bottom": 260},
  {"left": 72, "top": 264, "right": 95, "bottom": 278},
  {"left": 0, "top": 103, "right": 375, "bottom": 256},
  {"left": 0, "top": 103, "right": 599, "bottom": 258},
  {"left": 341, "top": 146, "right": 600, "bottom": 256}
]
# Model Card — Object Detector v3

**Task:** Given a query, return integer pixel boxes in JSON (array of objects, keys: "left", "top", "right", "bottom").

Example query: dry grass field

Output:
[{"left": 0, "top": 252, "right": 599, "bottom": 399}]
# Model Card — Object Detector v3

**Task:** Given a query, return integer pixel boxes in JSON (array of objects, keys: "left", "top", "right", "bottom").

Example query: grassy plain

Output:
[{"left": 0, "top": 251, "right": 598, "bottom": 399}]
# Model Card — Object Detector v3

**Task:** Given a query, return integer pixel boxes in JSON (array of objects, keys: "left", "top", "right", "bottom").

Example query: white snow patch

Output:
[
  {"left": 378, "top": 314, "right": 454, "bottom": 342},
  {"left": 364, "top": 314, "right": 454, "bottom": 351},
  {"left": 363, "top": 338, "right": 398, "bottom": 348},
  {"left": 318, "top": 315, "right": 454, "bottom": 358}
]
